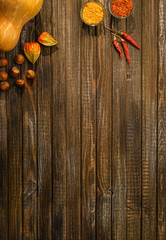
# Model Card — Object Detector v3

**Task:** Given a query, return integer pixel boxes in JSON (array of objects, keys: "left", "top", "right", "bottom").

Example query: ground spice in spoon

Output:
[
  {"left": 111, "top": 0, "right": 133, "bottom": 18},
  {"left": 82, "top": 2, "right": 105, "bottom": 25}
]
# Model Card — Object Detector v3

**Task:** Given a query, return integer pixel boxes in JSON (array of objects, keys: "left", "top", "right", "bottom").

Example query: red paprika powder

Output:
[{"left": 111, "top": 0, "right": 133, "bottom": 18}]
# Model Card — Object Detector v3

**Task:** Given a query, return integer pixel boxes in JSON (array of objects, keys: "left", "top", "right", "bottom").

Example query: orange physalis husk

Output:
[
  {"left": 38, "top": 32, "right": 58, "bottom": 46},
  {"left": 24, "top": 42, "right": 41, "bottom": 64}
]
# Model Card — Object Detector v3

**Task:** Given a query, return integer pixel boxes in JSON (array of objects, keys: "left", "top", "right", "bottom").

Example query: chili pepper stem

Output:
[
  {"left": 119, "top": 27, "right": 124, "bottom": 32},
  {"left": 106, "top": 27, "right": 122, "bottom": 35},
  {"left": 111, "top": 32, "right": 124, "bottom": 41}
]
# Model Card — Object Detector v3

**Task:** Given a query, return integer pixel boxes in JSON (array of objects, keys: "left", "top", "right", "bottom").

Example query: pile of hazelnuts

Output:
[{"left": 0, "top": 55, "right": 35, "bottom": 91}]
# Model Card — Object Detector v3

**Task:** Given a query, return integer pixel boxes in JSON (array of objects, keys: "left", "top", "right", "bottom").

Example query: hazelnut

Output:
[
  {"left": 25, "top": 70, "right": 35, "bottom": 80},
  {"left": 10, "top": 67, "right": 20, "bottom": 78},
  {"left": 15, "top": 54, "right": 25, "bottom": 65},
  {"left": 0, "top": 81, "right": 10, "bottom": 91},
  {"left": 16, "top": 79, "right": 25, "bottom": 87},
  {"left": 0, "top": 57, "right": 8, "bottom": 67},
  {"left": 0, "top": 71, "right": 8, "bottom": 81}
]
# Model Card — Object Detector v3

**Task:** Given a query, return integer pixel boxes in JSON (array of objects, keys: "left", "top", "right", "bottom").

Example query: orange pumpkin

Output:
[{"left": 0, "top": 0, "right": 43, "bottom": 51}]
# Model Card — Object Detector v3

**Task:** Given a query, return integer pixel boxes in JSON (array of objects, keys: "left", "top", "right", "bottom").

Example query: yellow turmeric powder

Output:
[{"left": 82, "top": 2, "right": 105, "bottom": 25}]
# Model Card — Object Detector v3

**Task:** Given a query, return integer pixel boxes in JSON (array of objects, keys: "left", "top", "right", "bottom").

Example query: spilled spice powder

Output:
[
  {"left": 82, "top": 2, "right": 104, "bottom": 25},
  {"left": 111, "top": 0, "right": 133, "bottom": 18}
]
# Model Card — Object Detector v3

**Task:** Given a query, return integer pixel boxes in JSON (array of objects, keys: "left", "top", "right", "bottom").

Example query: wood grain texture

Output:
[
  {"left": 0, "top": 0, "right": 166, "bottom": 239},
  {"left": 0, "top": 52, "right": 8, "bottom": 240},
  {"left": 21, "top": 19, "right": 38, "bottom": 240},
  {"left": 52, "top": 0, "right": 67, "bottom": 239},
  {"left": 111, "top": 18, "right": 127, "bottom": 240},
  {"left": 142, "top": 0, "right": 158, "bottom": 239},
  {"left": 66, "top": 0, "right": 81, "bottom": 239},
  {"left": 126, "top": 0, "right": 142, "bottom": 239},
  {"left": 81, "top": 1, "right": 97, "bottom": 239},
  {"left": 7, "top": 42, "right": 23, "bottom": 239},
  {"left": 158, "top": 0, "right": 166, "bottom": 239},
  {"left": 96, "top": 1, "right": 112, "bottom": 239},
  {"left": 52, "top": 0, "right": 67, "bottom": 240},
  {"left": 37, "top": 1, "right": 52, "bottom": 239}
]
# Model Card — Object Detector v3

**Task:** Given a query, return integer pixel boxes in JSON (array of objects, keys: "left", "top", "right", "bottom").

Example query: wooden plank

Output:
[
  {"left": 52, "top": 0, "right": 67, "bottom": 239},
  {"left": 65, "top": 0, "right": 81, "bottom": 239},
  {"left": 81, "top": 1, "right": 97, "bottom": 239},
  {"left": 21, "top": 19, "right": 38, "bottom": 240},
  {"left": 37, "top": 1, "right": 52, "bottom": 239},
  {"left": 0, "top": 51, "right": 8, "bottom": 240},
  {"left": 96, "top": 1, "right": 112, "bottom": 238},
  {"left": 7, "top": 44, "right": 23, "bottom": 239},
  {"left": 111, "top": 18, "right": 127, "bottom": 240},
  {"left": 126, "top": 0, "right": 142, "bottom": 239},
  {"left": 158, "top": 0, "right": 166, "bottom": 239},
  {"left": 142, "top": 0, "right": 158, "bottom": 239}
]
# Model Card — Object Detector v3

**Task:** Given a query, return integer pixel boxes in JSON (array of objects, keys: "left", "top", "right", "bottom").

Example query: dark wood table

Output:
[{"left": 0, "top": 0, "right": 166, "bottom": 239}]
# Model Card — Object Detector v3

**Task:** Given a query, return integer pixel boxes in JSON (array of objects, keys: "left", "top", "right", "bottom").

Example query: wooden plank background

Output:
[{"left": 0, "top": 0, "right": 166, "bottom": 239}]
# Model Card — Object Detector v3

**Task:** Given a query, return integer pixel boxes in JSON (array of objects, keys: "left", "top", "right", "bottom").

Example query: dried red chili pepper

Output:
[
  {"left": 106, "top": 27, "right": 141, "bottom": 49},
  {"left": 113, "top": 36, "right": 122, "bottom": 61},
  {"left": 121, "top": 39, "right": 130, "bottom": 64},
  {"left": 121, "top": 32, "right": 140, "bottom": 49},
  {"left": 107, "top": 29, "right": 131, "bottom": 64}
]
